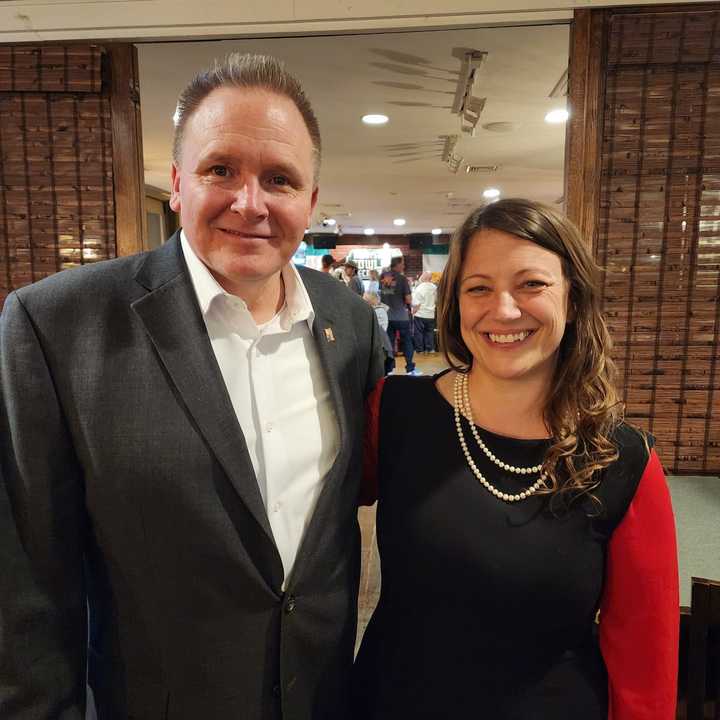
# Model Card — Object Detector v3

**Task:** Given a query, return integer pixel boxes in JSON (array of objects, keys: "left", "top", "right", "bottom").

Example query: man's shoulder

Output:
[{"left": 15, "top": 253, "right": 142, "bottom": 302}]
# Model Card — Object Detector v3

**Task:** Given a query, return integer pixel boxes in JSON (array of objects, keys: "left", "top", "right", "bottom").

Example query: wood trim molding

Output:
[
  {"left": 107, "top": 43, "right": 146, "bottom": 257},
  {"left": 565, "top": 8, "right": 607, "bottom": 251}
]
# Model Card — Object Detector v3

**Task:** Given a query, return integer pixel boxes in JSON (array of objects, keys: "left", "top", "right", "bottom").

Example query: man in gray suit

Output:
[{"left": 0, "top": 53, "right": 383, "bottom": 719}]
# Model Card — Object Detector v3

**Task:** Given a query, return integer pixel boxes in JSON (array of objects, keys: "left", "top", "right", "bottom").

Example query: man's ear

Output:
[
  {"left": 307, "top": 186, "right": 319, "bottom": 227},
  {"left": 169, "top": 163, "right": 181, "bottom": 213}
]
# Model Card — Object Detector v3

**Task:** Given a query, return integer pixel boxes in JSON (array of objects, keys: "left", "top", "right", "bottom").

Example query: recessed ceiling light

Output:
[
  {"left": 431, "top": 228, "right": 443, "bottom": 235},
  {"left": 364, "top": 228, "right": 375, "bottom": 236},
  {"left": 483, "top": 188, "right": 501, "bottom": 199},
  {"left": 545, "top": 108, "right": 569, "bottom": 124},
  {"left": 362, "top": 114, "right": 389, "bottom": 126},
  {"left": 393, "top": 218, "right": 406, "bottom": 226}
]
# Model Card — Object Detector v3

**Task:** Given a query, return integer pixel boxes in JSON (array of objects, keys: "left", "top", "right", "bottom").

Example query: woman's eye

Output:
[
  {"left": 524, "top": 280, "right": 547, "bottom": 289},
  {"left": 467, "top": 285, "right": 489, "bottom": 294}
]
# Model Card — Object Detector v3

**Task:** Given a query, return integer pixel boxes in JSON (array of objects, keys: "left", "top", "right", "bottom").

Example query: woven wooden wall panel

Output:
[
  {"left": 599, "top": 8, "right": 720, "bottom": 473},
  {"left": 0, "top": 46, "right": 102, "bottom": 93},
  {"left": 0, "top": 47, "right": 115, "bottom": 307}
]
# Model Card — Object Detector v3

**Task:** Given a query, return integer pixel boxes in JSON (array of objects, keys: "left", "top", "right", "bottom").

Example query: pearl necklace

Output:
[
  {"left": 453, "top": 372, "right": 546, "bottom": 503},
  {"left": 458, "top": 371, "right": 543, "bottom": 475}
]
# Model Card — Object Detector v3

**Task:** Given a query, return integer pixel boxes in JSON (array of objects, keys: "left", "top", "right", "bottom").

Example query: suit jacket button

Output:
[
  {"left": 285, "top": 595, "right": 296, "bottom": 614},
  {"left": 272, "top": 684, "right": 281, "bottom": 698}
]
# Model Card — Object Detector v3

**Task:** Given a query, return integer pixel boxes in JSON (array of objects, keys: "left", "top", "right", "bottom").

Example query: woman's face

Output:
[{"left": 458, "top": 228, "right": 572, "bottom": 386}]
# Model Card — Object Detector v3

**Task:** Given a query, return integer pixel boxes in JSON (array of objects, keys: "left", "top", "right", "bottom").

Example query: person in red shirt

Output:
[{"left": 356, "top": 198, "right": 678, "bottom": 720}]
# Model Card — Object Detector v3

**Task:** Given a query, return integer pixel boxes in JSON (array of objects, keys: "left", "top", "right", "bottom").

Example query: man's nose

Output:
[
  {"left": 491, "top": 291, "right": 522, "bottom": 321},
  {"left": 229, "top": 179, "right": 268, "bottom": 220}
]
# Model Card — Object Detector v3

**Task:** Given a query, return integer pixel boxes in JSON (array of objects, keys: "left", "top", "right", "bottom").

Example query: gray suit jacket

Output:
[{"left": 0, "top": 233, "right": 383, "bottom": 720}]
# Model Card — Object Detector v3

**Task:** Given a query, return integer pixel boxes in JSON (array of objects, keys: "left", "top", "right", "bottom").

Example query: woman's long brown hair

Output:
[{"left": 437, "top": 198, "right": 624, "bottom": 508}]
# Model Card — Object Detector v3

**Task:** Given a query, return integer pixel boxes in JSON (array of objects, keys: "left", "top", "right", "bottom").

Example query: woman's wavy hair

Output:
[{"left": 437, "top": 198, "right": 623, "bottom": 508}]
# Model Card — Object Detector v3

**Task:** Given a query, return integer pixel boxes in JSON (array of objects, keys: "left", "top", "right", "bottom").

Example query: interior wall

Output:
[
  {"left": 0, "top": 44, "right": 145, "bottom": 309},
  {"left": 568, "top": 4, "right": 720, "bottom": 474}
]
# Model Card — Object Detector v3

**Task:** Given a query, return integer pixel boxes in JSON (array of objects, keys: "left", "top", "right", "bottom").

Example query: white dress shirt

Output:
[{"left": 180, "top": 232, "right": 340, "bottom": 586}]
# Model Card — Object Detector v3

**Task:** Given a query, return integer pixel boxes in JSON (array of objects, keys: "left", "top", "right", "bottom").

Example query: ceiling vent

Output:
[{"left": 465, "top": 164, "right": 499, "bottom": 174}]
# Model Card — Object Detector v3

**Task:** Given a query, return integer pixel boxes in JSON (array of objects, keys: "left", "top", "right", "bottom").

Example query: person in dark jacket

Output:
[
  {"left": 344, "top": 260, "right": 364, "bottom": 296},
  {"left": 0, "top": 52, "right": 383, "bottom": 720}
]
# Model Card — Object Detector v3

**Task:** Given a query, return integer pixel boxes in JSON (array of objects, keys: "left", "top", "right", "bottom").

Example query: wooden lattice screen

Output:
[
  {"left": 0, "top": 45, "right": 116, "bottom": 308},
  {"left": 598, "top": 8, "right": 720, "bottom": 474}
]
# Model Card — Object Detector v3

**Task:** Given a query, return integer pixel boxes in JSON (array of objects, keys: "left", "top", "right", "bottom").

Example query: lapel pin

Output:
[{"left": 324, "top": 327, "right": 336, "bottom": 343}]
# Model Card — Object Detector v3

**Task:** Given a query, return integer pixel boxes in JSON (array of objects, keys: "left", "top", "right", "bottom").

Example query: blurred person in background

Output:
[
  {"left": 364, "top": 291, "right": 395, "bottom": 376},
  {"left": 380, "top": 256, "right": 420, "bottom": 376},
  {"left": 344, "top": 260, "right": 364, "bottom": 296},
  {"left": 412, "top": 271, "right": 437, "bottom": 354},
  {"left": 321, "top": 253, "right": 335, "bottom": 273},
  {"left": 366, "top": 268, "right": 381, "bottom": 299}
]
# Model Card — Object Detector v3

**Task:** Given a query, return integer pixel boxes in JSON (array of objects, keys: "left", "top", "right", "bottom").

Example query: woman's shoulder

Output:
[
  {"left": 593, "top": 421, "right": 658, "bottom": 532},
  {"left": 380, "top": 372, "right": 445, "bottom": 408},
  {"left": 608, "top": 421, "right": 655, "bottom": 470}
]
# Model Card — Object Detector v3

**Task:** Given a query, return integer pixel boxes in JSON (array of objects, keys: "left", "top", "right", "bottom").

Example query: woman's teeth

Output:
[{"left": 487, "top": 331, "right": 531, "bottom": 344}]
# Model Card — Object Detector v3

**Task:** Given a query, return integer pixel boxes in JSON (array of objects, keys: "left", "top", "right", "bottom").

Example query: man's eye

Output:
[
  {"left": 210, "top": 166, "right": 229, "bottom": 177},
  {"left": 269, "top": 175, "right": 290, "bottom": 186}
]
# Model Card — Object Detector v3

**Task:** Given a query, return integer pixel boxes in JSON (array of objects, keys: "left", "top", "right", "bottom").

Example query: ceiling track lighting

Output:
[
  {"left": 451, "top": 49, "right": 488, "bottom": 136},
  {"left": 440, "top": 134, "right": 463, "bottom": 174}
]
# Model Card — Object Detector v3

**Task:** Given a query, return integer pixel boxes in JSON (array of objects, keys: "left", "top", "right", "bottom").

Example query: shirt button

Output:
[
  {"left": 285, "top": 595, "right": 296, "bottom": 614},
  {"left": 265, "top": 422, "right": 273, "bottom": 433}
]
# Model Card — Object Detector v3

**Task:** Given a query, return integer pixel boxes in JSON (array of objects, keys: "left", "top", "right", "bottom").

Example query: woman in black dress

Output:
[{"left": 354, "top": 199, "right": 678, "bottom": 719}]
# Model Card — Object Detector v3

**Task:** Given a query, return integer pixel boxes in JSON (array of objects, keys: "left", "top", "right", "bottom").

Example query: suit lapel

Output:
[
  {"left": 285, "top": 270, "right": 358, "bottom": 586},
  {"left": 130, "top": 235, "right": 279, "bottom": 563},
  {"left": 301, "top": 271, "right": 353, "bottom": 474}
]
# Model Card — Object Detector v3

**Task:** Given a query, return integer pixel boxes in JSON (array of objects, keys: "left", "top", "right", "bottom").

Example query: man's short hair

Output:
[
  {"left": 173, "top": 53, "right": 321, "bottom": 183},
  {"left": 321, "top": 254, "right": 335, "bottom": 269},
  {"left": 390, "top": 256, "right": 404, "bottom": 270}
]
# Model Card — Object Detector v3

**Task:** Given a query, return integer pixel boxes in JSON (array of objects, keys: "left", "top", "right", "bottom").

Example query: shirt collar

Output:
[{"left": 180, "top": 229, "right": 315, "bottom": 334}]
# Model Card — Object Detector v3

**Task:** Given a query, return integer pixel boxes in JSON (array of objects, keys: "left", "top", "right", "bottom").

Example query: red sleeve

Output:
[
  {"left": 358, "top": 377, "right": 386, "bottom": 506},
  {"left": 599, "top": 449, "right": 679, "bottom": 720}
]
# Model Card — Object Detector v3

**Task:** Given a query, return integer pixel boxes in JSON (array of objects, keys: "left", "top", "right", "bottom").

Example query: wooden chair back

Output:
[{"left": 687, "top": 577, "right": 720, "bottom": 720}]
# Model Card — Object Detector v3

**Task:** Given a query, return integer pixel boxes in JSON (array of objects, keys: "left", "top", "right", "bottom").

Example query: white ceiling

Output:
[{"left": 138, "top": 23, "right": 570, "bottom": 236}]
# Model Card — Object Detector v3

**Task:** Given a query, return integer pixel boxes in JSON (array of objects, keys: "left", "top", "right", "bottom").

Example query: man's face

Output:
[{"left": 170, "top": 86, "right": 318, "bottom": 297}]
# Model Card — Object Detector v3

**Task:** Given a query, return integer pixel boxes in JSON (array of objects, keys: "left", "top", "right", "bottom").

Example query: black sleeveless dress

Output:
[{"left": 352, "top": 374, "right": 651, "bottom": 720}]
